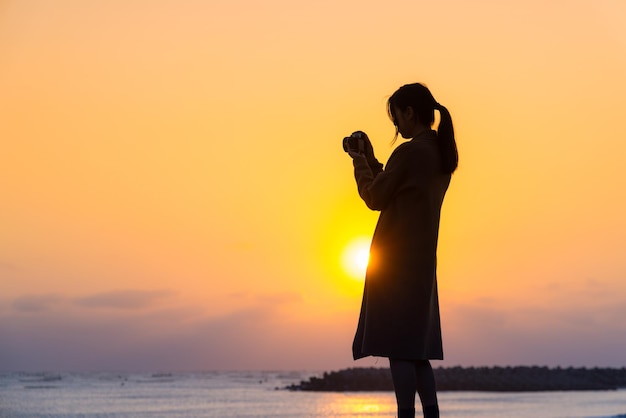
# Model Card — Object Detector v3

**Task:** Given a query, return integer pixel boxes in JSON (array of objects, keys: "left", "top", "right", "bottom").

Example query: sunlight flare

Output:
[{"left": 341, "top": 237, "right": 371, "bottom": 281}]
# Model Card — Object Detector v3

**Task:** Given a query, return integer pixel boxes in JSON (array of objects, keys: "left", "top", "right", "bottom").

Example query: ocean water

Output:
[{"left": 1, "top": 371, "right": 625, "bottom": 418}]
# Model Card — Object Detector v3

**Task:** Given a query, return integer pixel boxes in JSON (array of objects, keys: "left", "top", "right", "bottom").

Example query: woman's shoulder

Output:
[
  {"left": 397, "top": 135, "right": 438, "bottom": 159},
  {"left": 388, "top": 131, "right": 438, "bottom": 162},
  {"left": 401, "top": 135, "right": 441, "bottom": 173}
]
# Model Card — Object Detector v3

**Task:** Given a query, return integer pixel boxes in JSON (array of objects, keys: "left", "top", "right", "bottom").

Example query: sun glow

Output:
[{"left": 341, "top": 237, "right": 371, "bottom": 281}]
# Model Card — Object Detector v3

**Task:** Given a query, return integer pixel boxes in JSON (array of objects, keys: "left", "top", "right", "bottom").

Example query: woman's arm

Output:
[{"left": 351, "top": 146, "right": 410, "bottom": 211}]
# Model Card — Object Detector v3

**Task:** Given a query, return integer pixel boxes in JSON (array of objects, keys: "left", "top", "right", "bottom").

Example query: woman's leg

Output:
[
  {"left": 389, "top": 358, "right": 439, "bottom": 418},
  {"left": 389, "top": 358, "right": 416, "bottom": 417},
  {"left": 414, "top": 360, "right": 439, "bottom": 418}
]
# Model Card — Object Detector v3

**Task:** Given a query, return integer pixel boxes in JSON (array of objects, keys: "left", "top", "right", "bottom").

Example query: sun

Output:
[{"left": 341, "top": 237, "right": 371, "bottom": 281}]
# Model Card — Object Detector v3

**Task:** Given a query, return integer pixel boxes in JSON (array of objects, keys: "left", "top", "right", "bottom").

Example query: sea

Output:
[{"left": 1, "top": 371, "right": 625, "bottom": 418}]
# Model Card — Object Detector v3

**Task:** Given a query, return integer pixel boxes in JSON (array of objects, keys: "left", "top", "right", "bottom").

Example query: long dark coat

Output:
[{"left": 352, "top": 130, "right": 451, "bottom": 360}]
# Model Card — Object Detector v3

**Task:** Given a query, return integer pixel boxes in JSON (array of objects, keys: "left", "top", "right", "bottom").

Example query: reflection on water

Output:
[
  {"left": 313, "top": 393, "right": 394, "bottom": 417},
  {"left": 1, "top": 371, "right": 625, "bottom": 417}
]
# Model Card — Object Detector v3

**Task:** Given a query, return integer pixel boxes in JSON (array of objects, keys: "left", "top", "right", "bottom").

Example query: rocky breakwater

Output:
[{"left": 286, "top": 366, "right": 626, "bottom": 392}]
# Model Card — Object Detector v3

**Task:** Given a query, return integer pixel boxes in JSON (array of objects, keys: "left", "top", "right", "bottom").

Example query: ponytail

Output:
[
  {"left": 434, "top": 103, "right": 458, "bottom": 174},
  {"left": 388, "top": 83, "right": 459, "bottom": 174}
]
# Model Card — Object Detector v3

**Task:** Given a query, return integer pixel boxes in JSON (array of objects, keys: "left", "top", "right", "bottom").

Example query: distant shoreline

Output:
[{"left": 286, "top": 366, "right": 626, "bottom": 392}]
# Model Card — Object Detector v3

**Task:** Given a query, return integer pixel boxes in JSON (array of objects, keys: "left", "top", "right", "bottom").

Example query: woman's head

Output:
[
  {"left": 387, "top": 83, "right": 458, "bottom": 174},
  {"left": 387, "top": 83, "right": 437, "bottom": 130}
]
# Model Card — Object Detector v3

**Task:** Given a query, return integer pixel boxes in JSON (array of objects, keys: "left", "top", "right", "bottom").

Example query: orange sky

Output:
[{"left": 1, "top": 0, "right": 626, "bottom": 371}]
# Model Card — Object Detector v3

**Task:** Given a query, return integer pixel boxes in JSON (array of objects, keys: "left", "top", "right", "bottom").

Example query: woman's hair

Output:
[{"left": 387, "top": 83, "right": 458, "bottom": 174}]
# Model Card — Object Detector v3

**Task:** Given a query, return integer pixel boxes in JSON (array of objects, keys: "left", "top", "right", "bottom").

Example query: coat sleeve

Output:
[
  {"left": 367, "top": 157, "right": 384, "bottom": 175},
  {"left": 352, "top": 146, "right": 411, "bottom": 211}
]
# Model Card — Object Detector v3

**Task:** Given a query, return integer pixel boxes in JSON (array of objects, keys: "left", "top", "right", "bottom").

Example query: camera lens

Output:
[{"left": 342, "top": 136, "right": 352, "bottom": 152}]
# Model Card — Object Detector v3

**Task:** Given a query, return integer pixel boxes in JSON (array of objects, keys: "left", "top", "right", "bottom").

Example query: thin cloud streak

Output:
[
  {"left": 74, "top": 289, "right": 175, "bottom": 310},
  {"left": 12, "top": 294, "right": 64, "bottom": 313}
]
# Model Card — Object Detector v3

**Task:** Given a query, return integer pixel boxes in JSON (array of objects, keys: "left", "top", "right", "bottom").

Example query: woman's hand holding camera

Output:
[
  {"left": 343, "top": 131, "right": 373, "bottom": 156},
  {"left": 343, "top": 131, "right": 377, "bottom": 164}
]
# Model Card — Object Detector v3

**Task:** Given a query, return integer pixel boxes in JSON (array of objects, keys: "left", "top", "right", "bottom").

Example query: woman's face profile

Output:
[{"left": 393, "top": 106, "right": 415, "bottom": 139}]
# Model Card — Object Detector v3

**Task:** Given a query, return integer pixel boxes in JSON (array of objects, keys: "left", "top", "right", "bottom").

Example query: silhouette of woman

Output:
[{"left": 346, "top": 83, "right": 458, "bottom": 418}]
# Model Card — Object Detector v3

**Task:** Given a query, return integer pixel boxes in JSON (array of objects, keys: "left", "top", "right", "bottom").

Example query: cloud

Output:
[
  {"left": 3, "top": 285, "right": 626, "bottom": 372},
  {"left": 0, "top": 290, "right": 356, "bottom": 372},
  {"left": 11, "top": 294, "right": 64, "bottom": 313},
  {"left": 7, "top": 289, "right": 176, "bottom": 314},
  {"left": 73, "top": 289, "right": 175, "bottom": 310},
  {"left": 442, "top": 295, "right": 626, "bottom": 368}
]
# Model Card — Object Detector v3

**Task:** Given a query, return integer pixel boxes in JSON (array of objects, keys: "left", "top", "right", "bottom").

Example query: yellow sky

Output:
[{"left": 1, "top": 0, "right": 625, "bottom": 371}]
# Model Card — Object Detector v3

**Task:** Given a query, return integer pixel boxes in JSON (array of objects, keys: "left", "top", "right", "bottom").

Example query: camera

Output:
[{"left": 343, "top": 131, "right": 365, "bottom": 153}]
